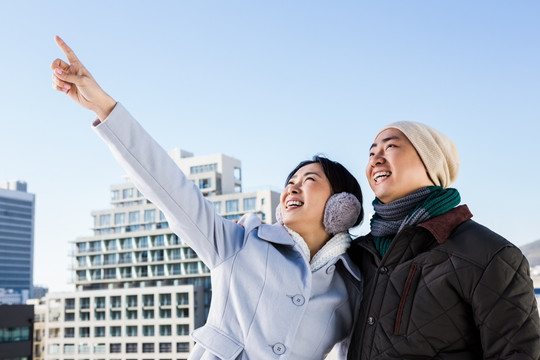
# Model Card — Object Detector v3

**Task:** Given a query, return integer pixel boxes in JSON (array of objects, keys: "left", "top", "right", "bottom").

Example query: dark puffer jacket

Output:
[{"left": 347, "top": 205, "right": 540, "bottom": 359}]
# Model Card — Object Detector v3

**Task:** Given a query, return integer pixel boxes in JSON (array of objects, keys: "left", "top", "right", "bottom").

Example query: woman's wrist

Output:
[{"left": 94, "top": 96, "right": 117, "bottom": 122}]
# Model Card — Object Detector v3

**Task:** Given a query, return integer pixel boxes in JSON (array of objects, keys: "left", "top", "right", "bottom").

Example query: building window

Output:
[
  {"left": 126, "top": 342, "right": 137, "bottom": 353},
  {"left": 79, "top": 312, "right": 90, "bottom": 321},
  {"left": 225, "top": 199, "right": 239, "bottom": 213},
  {"left": 127, "top": 295, "right": 138, "bottom": 307},
  {"left": 104, "top": 253, "right": 117, "bottom": 265},
  {"left": 94, "top": 326, "right": 105, "bottom": 337},
  {"left": 111, "top": 190, "right": 119, "bottom": 200},
  {"left": 159, "top": 294, "right": 171, "bottom": 306},
  {"left": 65, "top": 313, "right": 75, "bottom": 322},
  {"left": 95, "top": 297, "right": 105, "bottom": 309},
  {"left": 129, "top": 210, "right": 140, "bottom": 224},
  {"left": 123, "top": 188, "right": 134, "bottom": 199},
  {"left": 143, "top": 294, "right": 154, "bottom": 307},
  {"left": 110, "top": 326, "right": 121, "bottom": 337},
  {"left": 121, "top": 238, "right": 133, "bottom": 250},
  {"left": 79, "top": 297, "right": 90, "bottom": 309},
  {"left": 64, "top": 327, "right": 74, "bottom": 338},
  {"left": 154, "top": 234, "right": 165, "bottom": 247},
  {"left": 154, "top": 264, "right": 165, "bottom": 276},
  {"left": 159, "top": 342, "right": 172, "bottom": 353},
  {"left": 177, "top": 342, "right": 190, "bottom": 353},
  {"left": 110, "top": 343, "right": 121, "bottom": 353},
  {"left": 110, "top": 310, "right": 121, "bottom": 320},
  {"left": 177, "top": 308, "right": 189, "bottom": 318},
  {"left": 143, "top": 325, "right": 154, "bottom": 336},
  {"left": 99, "top": 214, "right": 110, "bottom": 226},
  {"left": 186, "top": 262, "right": 198, "bottom": 274},
  {"left": 138, "top": 236, "right": 149, "bottom": 248},
  {"left": 79, "top": 327, "right": 90, "bottom": 338},
  {"left": 243, "top": 197, "right": 256, "bottom": 211},
  {"left": 153, "top": 250, "right": 164, "bottom": 262},
  {"left": 95, "top": 311, "right": 106, "bottom": 321},
  {"left": 114, "top": 212, "right": 126, "bottom": 225},
  {"left": 144, "top": 209, "right": 156, "bottom": 222},
  {"left": 177, "top": 324, "right": 189, "bottom": 336},
  {"left": 143, "top": 309, "right": 154, "bottom": 319},
  {"left": 94, "top": 343, "right": 106, "bottom": 354},
  {"left": 48, "top": 344, "right": 60, "bottom": 355},
  {"left": 110, "top": 296, "right": 121, "bottom": 308},
  {"left": 177, "top": 293, "right": 189, "bottom": 305},
  {"left": 63, "top": 343, "right": 75, "bottom": 354},
  {"left": 159, "top": 325, "right": 172, "bottom": 336},
  {"left": 170, "top": 263, "right": 181, "bottom": 275},
  {"left": 142, "top": 342, "right": 154, "bottom": 353},
  {"left": 127, "top": 310, "right": 137, "bottom": 320},
  {"left": 199, "top": 178, "right": 211, "bottom": 189},
  {"left": 106, "top": 239, "right": 117, "bottom": 251},
  {"left": 126, "top": 325, "right": 138, "bottom": 337},
  {"left": 190, "top": 163, "right": 217, "bottom": 174},
  {"left": 160, "top": 309, "right": 171, "bottom": 319},
  {"left": 104, "top": 268, "right": 117, "bottom": 279},
  {"left": 78, "top": 343, "right": 91, "bottom": 354},
  {"left": 213, "top": 201, "right": 222, "bottom": 214}
]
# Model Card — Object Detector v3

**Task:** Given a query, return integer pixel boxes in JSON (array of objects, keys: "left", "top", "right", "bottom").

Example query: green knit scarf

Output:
[{"left": 371, "top": 186, "right": 461, "bottom": 257}]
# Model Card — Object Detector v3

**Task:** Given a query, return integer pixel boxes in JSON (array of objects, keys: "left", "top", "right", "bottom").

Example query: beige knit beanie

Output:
[{"left": 376, "top": 121, "right": 460, "bottom": 188}]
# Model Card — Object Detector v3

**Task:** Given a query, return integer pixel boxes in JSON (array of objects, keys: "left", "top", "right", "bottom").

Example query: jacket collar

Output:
[
  {"left": 257, "top": 223, "right": 362, "bottom": 281},
  {"left": 257, "top": 223, "right": 296, "bottom": 246},
  {"left": 418, "top": 204, "right": 472, "bottom": 244}
]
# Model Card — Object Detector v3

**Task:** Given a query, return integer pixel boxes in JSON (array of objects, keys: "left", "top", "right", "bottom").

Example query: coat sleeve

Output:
[
  {"left": 93, "top": 103, "right": 245, "bottom": 269},
  {"left": 472, "top": 245, "right": 540, "bottom": 360}
]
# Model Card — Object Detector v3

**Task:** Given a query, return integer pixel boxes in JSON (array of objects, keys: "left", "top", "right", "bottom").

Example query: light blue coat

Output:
[{"left": 94, "top": 103, "right": 363, "bottom": 359}]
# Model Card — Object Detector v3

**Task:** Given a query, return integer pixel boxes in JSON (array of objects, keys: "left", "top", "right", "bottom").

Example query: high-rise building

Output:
[
  {"left": 0, "top": 181, "right": 35, "bottom": 298},
  {"left": 36, "top": 149, "right": 280, "bottom": 360}
]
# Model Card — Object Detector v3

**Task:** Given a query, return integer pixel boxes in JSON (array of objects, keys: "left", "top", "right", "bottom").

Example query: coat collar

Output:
[
  {"left": 418, "top": 204, "right": 472, "bottom": 244},
  {"left": 257, "top": 223, "right": 296, "bottom": 246},
  {"left": 257, "top": 223, "right": 362, "bottom": 281}
]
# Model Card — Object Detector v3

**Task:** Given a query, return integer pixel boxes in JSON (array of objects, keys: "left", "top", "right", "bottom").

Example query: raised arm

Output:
[{"left": 51, "top": 36, "right": 116, "bottom": 121}]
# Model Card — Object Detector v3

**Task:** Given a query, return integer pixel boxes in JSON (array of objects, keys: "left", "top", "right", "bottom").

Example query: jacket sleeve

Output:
[
  {"left": 93, "top": 103, "right": 245, "bottom": 269},
  {"left": 472, "top": 245, "right": 540, "bottom": 359}
]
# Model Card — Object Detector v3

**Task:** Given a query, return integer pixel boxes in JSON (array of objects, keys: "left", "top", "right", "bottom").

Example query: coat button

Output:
[
  {"left": 379, "top": 266, "right": 388, "bottom": 274},
  {"left": 292, "top": 295, "right": 305, "bottom": 306},
  {"left": 272, "top": 343, "right": 286, "bottom": 355},
  {"left": 326, "top": 265, "right": 336, "bottom": 274},
  {"left": 367, "top": 316, "right": 375, "bottom": 326}
]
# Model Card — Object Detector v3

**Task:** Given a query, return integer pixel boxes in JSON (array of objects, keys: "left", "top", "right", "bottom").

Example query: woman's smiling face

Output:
[{"left": 280, "top": 162, "right": 333, "bottom": 234}]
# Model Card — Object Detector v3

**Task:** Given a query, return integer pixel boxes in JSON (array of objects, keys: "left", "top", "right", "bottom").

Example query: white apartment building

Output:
[{"left": 36, "top": 149, "right": 281, "bottom": 360}]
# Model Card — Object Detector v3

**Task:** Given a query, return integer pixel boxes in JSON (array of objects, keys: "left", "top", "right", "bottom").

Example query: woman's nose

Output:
[{"left": 287, "top": 184, "right": 299, "bottom": 194}]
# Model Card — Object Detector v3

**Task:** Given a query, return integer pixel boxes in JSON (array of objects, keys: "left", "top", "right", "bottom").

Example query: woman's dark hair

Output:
[{"left": 285, "top": 155, "right": 364, "bottom": 227}]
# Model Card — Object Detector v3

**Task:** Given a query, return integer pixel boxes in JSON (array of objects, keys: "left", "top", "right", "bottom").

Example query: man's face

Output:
[{"left": 366, "top": 128, "right": 434, "bottom": 203}]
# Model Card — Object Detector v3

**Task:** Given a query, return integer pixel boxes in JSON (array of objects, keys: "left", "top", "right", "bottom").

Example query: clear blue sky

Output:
[{"left": 1, "top": 1, "right": 539, "bottom": 292}]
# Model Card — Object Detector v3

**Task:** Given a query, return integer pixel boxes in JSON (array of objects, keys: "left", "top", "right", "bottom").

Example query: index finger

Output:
[{"left": 55, "top": 35, "right": 80, "bottom": 64}]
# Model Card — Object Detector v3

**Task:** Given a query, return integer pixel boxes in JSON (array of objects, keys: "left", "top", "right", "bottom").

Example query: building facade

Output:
[
  {"left": 0, "top": 181, "right": 35, "bottom": 298},
  {"left": 37, "top": 149, "right": 280, "bottom": 360},
  {"left": 0, "top": 304, "right": 34, "bottom": 360}
]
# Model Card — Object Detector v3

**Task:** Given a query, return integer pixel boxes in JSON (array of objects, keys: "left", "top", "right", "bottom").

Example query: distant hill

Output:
[{"left": 520, "top": 239, "right": 540, "bottom": 267}]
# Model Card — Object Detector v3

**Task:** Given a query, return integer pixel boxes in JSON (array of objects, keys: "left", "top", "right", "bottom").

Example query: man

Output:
[{"left": 348, "top": 121, "right": 540, "bottom": 359}]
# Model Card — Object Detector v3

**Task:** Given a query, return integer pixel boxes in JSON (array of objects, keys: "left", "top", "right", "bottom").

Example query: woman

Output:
[{"left": 51, "top": 36, "right": 364, "bottom": 359}]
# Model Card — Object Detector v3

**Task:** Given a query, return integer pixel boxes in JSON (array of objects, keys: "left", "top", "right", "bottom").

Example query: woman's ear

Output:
[{"left": 323, "top": 193, "right": 362, "bottom": 235}]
